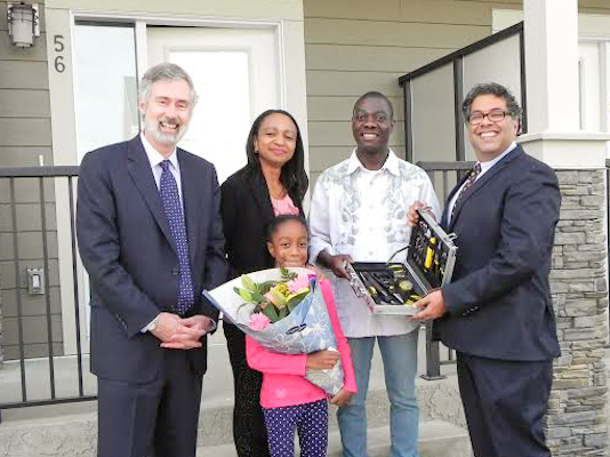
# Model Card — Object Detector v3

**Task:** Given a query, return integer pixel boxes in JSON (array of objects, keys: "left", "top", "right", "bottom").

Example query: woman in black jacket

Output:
[{"left": 221, "top": 109, "right": 309, "bottom": 457}]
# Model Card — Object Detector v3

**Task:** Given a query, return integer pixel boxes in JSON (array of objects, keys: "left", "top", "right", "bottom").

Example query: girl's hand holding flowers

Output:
[{"left": 306, "top": 350, "right": 340, "bottom": 370}]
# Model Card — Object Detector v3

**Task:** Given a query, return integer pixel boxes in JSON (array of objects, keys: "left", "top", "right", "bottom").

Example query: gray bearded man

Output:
[{"left": 77, "top": 62, "right": 227, "bottom": 457}]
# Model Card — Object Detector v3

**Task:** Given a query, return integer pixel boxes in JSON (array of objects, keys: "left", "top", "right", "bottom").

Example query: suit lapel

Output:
[
  {"left": 250, "top": 169, "right": 276, "bottom": 225},
  {"left": 178, "top": 150, "right": 201, "bottom": 266},
  {"left": 442, "top": 170, "right": 471, "bottom": 227},
  {"left": 126, "top": 136, "right": 177, "bottom": 255},
  {"left": 449, "top": 146, "right": 523, "bottom": 230}
]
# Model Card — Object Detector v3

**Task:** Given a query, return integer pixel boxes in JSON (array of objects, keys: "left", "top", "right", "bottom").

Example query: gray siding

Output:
[
  {"left": 0, "top": 0, "right": 52, "bottom": 164},
  {"left": 304, "top": 0, "right": 610, "bottom": 185},
  {"left": 303, "top": 0, "right": 518, "bottom": 183},
  {"left": 0, "top": 0, "right": 63, "bottom": 360}
]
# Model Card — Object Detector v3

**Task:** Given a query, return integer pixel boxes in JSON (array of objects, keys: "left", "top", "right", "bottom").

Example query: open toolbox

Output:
[{"left": 346, "top": 207, "right": 458, "bottom": 315}]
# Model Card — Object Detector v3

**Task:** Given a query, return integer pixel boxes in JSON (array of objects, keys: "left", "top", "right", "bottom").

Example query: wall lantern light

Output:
[{"left": 7, "top": 2, "right": 40, "bottom": 48}]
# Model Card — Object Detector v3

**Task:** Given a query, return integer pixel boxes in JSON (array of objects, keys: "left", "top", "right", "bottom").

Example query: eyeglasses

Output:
[{"left": 466, "top": 110, "right": 510, "bottom": 125}]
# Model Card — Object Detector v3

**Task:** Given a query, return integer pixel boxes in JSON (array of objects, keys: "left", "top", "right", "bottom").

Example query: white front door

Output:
[
  {"left": 147, "top": 26, "right": 280, "bottom": 183},
  {"left": 62, "top": 21, "right": 282, "bottom": 355}
]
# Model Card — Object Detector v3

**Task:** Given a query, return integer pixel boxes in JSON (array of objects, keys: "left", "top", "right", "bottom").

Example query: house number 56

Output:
[{"left": 53, "top": 35, "right": 66, "bottom": 73}]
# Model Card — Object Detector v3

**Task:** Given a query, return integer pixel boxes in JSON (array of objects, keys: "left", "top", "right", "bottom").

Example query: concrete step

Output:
[
  {"left": 195, "top": 372, "right": 466, "bottom": 448},
  {"left": 0, "top": 327, "right": 467, "bottom": 456},
  {"left": 197, "top": 420, "right": 472, "bottom": 457},
  {"left": 0, "top": 377, "right": 467, "bottom": 457}
]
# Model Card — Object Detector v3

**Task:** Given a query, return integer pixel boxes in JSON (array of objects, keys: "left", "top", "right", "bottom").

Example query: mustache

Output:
[{"left": 159, "top": 117, "right": 180, "bottom": 127}]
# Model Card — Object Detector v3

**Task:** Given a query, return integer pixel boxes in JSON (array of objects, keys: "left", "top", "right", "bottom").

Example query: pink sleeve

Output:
[
  {"left": 320, "top": 278, "right": 358, "bottom": 393},
  {"left": 246, "top": 335, "right": 308, "bottom": 376}
]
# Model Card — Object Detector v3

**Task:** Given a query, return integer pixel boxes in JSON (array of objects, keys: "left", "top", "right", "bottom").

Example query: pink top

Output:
[
  {"left": 246, "top": 278, "right": 357, "bottom": 409},
  {"left": 271, "top": 194, "right": 300, "bottom": 216}
]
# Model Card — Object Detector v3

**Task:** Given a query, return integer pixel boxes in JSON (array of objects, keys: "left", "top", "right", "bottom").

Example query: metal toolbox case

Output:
[{"left": 346, "top": 208, "right": 458, "bottom": 315}]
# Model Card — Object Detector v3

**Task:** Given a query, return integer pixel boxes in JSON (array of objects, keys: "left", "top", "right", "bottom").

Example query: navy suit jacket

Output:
[
  {"left": 436, "top": 146, "right": 561, "bottom": 361},
  {"left": 77, "top": 136, "right": 227, "bottom": 383}
]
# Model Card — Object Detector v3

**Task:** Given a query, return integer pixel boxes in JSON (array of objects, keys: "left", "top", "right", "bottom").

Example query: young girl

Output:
[{"left": 246, "top": 215, "right": 357, "bottom": 457}]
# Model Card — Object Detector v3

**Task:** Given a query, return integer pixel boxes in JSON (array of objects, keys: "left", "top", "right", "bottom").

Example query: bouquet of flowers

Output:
[
  {"left": 203, "top": 267, "right": 344, "bottom": 395},
  {"left": 234, "top": 267, "right": 311, "bottom": 328}
]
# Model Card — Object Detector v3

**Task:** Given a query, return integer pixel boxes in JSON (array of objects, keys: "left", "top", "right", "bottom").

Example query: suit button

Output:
[{"left": 172, "top": 268, "right": 179, "bottom": 276}]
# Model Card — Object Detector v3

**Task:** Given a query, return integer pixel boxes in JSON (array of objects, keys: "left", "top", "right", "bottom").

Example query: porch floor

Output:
[{"left": 0, "top": 326, "right": 457, "bottom": 412}]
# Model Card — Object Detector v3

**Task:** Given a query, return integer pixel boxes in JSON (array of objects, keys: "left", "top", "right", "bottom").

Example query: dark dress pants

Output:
[
  {"left": 97, "top": 350, "right": 203, "bottom": 457},
  {"left": 456, "top": 352, "right": 553, "bottom": 457},
  {"left": 223, "top": 321, "right": 271, "bottom": 457}
]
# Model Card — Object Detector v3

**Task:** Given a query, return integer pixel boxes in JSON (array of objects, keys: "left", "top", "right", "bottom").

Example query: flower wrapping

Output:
[{"left": 203, "top": 267, "right": 344, "bottom": 395}]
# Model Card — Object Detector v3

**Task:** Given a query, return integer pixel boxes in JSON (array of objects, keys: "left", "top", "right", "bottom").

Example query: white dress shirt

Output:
[
  {"left": 309, "top": 149, "right": 441, "bottom": 338},
  {"left": 140, "top": 133, "right": 183, "bottom": 205},
  {"left": 446, "top": 141, "right": 517, "bottom": 225}
]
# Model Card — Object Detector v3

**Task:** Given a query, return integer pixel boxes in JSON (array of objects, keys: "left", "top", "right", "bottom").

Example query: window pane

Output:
[
  {"left": 74, "top": 24, "right": 138, "bottom": 162},
  {"left": 171, "top": 50, "right": 251, "bottom": 183}
]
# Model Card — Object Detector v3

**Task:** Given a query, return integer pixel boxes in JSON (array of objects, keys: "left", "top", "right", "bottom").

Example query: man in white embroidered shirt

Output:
[{"left": 309, "top": 91, "right": 440, "bottom": 457}]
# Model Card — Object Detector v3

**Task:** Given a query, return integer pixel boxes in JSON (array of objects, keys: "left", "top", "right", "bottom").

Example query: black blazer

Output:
[
  {"left": 221, "top": 166, "right": 304, "bottom": 280},
  {"left": 436, "top": 146, "right": 561, "bottom": 361},
  {"left": 77, "top": 136, "right": 227, "bottom": 383}
]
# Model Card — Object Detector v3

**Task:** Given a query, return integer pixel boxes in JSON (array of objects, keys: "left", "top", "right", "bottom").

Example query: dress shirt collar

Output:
[
  {"left": 140, "top": 132, "right": 179, "bottom": 171},
  {"left": 346, "top": 148, "right": 401, "bottom": 177},
  {"left": 478, "top": 141, "right": 517, "bottom": 174}
]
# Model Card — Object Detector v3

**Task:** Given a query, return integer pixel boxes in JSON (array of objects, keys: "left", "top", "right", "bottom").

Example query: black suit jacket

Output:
[
  {"left": 436, "top": 146, "right": 561, "bottom": 361},
  {"left": 77, "top": 136, "right": 227, "bottom": 383},
  {"left": 221, "top": 166, "right": 304, "bottom": 280}
]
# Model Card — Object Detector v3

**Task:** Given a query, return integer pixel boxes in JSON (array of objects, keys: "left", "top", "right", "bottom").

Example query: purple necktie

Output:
[
  {"left": 451, "top": 162, "right": 481, "bottom": 221},
  {"left": 159, "top": 160, "right": 194, "bottom": 314}
]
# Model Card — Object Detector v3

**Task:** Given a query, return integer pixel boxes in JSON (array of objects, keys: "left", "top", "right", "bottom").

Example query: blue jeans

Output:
[{"left": 337, "top": 331, "right": 419, "bottom": 457}]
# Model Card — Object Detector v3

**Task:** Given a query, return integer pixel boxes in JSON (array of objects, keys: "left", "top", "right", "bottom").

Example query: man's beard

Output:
[{"left": 144, "top": 116, "right": 188, "bottom": 146}]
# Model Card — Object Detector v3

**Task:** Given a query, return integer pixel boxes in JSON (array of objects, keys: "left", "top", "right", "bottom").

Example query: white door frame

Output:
[{"left": 45, "top": 10, "right": 305, "bottom": 355}]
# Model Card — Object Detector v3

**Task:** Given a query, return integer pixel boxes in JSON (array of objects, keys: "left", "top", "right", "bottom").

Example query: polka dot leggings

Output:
[{"left": 263, "top": 399, "right": 328, "bottom": 457}]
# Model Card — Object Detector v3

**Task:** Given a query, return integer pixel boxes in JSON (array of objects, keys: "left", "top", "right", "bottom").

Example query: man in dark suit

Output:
[
  {"left": 410, "top": 82, "right": 560, "bottom": 457},
  {"left": 77, "top": 62, "right": 227, "bottom": 457}
]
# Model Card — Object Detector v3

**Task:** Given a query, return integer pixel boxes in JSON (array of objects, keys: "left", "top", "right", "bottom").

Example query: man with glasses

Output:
[
  {"left": 410, "top": 82, "right": 561, "bottom": 457},
  {"left": 309, "top": 91, "right": 440, "bottom": 457}
]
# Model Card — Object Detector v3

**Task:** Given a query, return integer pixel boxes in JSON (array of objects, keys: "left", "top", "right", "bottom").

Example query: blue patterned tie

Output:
[{"left": 159, "top": 160, "right": 194, "bottom": 314}]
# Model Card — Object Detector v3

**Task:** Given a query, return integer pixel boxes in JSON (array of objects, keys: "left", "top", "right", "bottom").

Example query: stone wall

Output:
[
  {"left": 0, "top": 277, "right": 3, "bottom": 368},
  {"left": 547, "top": 169, "right": 609, "bottom": 456}
]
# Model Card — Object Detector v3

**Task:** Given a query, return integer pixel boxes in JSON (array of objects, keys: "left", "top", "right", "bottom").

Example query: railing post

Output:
[
  {"left": 453, "top": 57, "right": 465, "bottom": 162},
  {"left": 421, "top": 322, "right": 445, "bottom": 380},
  {"left": 404, "top": 79, "right": 413, "bottom": 163}
]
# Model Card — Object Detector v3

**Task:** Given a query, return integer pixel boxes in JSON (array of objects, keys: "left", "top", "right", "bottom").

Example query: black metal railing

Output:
[
  {"left": 417, "top": 161, "right": 475, "bottom": 379},
  {"left": 399, "top": 21, "right": 526, "bottom": 163},
  {"left": 0, "top": 166, "right": 95, "bottom": 423},
  {"left": 0, "top": 161, "right": 475, "bottom": 418}
]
